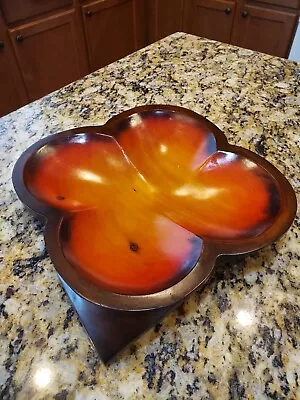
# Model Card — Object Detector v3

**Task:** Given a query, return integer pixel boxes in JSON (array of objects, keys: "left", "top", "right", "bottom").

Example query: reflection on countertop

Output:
[{"left": 0, "top": 32, "right": 299, "bottom": 399}]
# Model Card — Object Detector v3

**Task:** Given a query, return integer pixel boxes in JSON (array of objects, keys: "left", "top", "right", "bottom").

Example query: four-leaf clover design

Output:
[{"left": 14, "top": 106, "right": 296, "bottom": 310}]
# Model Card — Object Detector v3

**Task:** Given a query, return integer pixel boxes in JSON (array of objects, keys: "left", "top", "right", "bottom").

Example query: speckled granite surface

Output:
[{"left": 0, "top": 32, "right": 299, "bottom": 399}]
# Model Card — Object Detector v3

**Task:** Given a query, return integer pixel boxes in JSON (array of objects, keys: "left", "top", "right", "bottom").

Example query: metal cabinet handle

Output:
[
  {"left": 242, "top": 10, "right": 248, "bottom": 17},
  {"left": 225, "top": 7, "right": 232, "bottom": 14},
  {"left": 16, "top": 35, "right": 24, "bottom": 43},
  {"left": 86, "top": 10, "right": 93, "bottom": 17}
]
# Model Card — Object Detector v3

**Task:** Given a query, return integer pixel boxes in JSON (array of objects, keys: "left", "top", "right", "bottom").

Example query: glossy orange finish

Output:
[
  {"left": 63, "top": 210, "right": 201, "bottom": 295},
  {"left": 26, "top": 134, "right": 202, "bottom": 294},
  {"left": 25, "top": 114, "right": 281, "bottom": 295},
  {"left": 118, "top": 118, "right": 280, "bottom": 239}
]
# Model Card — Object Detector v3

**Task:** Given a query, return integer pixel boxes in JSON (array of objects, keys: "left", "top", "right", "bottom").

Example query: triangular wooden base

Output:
[{"left": 60, "top": 278, "right": 178, "bottom": 363}]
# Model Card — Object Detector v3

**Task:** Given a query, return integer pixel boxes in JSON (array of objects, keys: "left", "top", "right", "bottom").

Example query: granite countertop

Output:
[{"left": 0, "top": 32, "right": 299, "bottom": 400}]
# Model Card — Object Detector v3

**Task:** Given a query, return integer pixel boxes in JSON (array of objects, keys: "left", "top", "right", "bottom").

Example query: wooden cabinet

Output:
[
  {"left": 0, "top": 42, "right": 28, "bottom": 117},
  {"left": 148, "top": 0, "right": 184, "bottom": 42},
  {"left": 183, "top": 0, "right": 236, "bottom": 43},
  {"left": 135, "top": 0, "right": 148, "bottom": 49},
  {"left": 231, "top": 4, "right": 298, "bottom": 57},
  {"left": 82, "top": 0, "right": 138, "bottom": 71},
  {"left": 9, "top": 9, "right": 88, "bottom": 102},
  {"left": 183, "top": 0, "right": 298, "bottom": 57},
  {"left": 0, "top": 14, "right": 27, "bottom": 116}
]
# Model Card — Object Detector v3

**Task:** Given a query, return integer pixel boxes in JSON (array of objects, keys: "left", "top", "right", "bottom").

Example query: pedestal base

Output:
[{"left": 60, "top": 278, "right": 178, "bottom": 363}]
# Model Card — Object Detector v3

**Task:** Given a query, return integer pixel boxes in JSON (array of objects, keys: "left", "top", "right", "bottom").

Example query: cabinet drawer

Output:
[{"left": 0, "top": 0, "right": 73, "bottom": 24}]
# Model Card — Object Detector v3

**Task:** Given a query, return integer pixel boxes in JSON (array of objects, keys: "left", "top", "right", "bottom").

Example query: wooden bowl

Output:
[{"left": 12, "top": 105, "right": 297, "bottom": 311}]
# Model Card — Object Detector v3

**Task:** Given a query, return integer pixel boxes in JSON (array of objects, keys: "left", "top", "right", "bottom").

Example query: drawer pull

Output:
[{"left": 16, "top": 35, "right": 24, "bottom": 43}]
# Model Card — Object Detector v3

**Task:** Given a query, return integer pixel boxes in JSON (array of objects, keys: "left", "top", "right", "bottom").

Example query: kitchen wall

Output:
[{"left": 289, "top": 19, "right": 300, "bottom": 62}]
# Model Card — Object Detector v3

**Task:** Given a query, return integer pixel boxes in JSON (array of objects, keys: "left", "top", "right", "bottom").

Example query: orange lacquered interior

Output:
[{"left": 24, "top": 113, "right": 281, "bottom": 295}]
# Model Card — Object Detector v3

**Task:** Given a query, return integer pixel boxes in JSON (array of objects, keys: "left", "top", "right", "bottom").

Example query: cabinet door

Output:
[
  {"left": 183, "top": 0, "right": 236, "bottom": 43},
  {"left": 135, "top": 0, "right": 148, "bottom": 48},
  {"left": 0, "top": 39, "right": 28, "bottom": 117},
  {"left": 0, "top": 13, "right": 28, "bottom": 117},
  {"left": 148, "top": 0, "right": 184, "bottom": 43},
  {"left": 82, "top": 0, "right": 138, "bottom": 71},
  {"left": 9, "top": 10, "right": 88, "bottom": 102},
  {"left": 231, "top": 5, "right": 298, "bottom": 57}
]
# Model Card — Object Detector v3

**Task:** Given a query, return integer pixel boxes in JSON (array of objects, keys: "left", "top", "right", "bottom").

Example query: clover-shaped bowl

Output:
[{"left": 13, "top": 105, "right": 297, "bottom": 311}]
